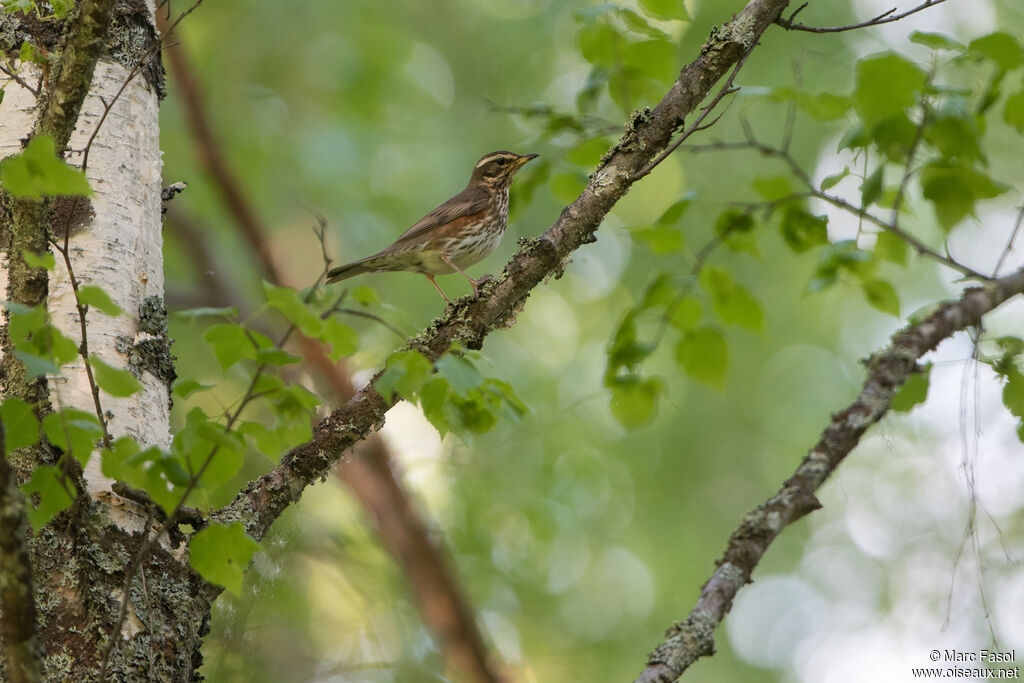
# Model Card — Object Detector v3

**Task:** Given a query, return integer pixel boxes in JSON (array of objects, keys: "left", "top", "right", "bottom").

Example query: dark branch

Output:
[
  {"left": 633, "top": 265, "right": 1024, "bottom": 683},
  {"left": 775, "top": 0, "right": 949, "bottom": 33}
]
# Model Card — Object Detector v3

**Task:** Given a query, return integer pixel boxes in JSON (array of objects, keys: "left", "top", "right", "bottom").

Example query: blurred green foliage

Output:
[{"left": 150, "top": 0, "right": 1024, "bottom": 681}]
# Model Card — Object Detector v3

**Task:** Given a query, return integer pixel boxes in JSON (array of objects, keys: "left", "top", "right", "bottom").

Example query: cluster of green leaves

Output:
[
  {"left": 377, "top": 347, "right": 528, "bottom": 437},
  {"left": 605, "top": 198, "right": 773, "bottom": 427},
  {"left": 836, "top": 34, "right": 1018, "bottom": 229},
  {"left": 602, "top": 32, "right": 1024, "bottom": 430},
  {"left": 2, "top": 283, "right": 135, "bottom": 529},
  {"left": 574, "top": 1, "right": 688, "bottom": 112}
]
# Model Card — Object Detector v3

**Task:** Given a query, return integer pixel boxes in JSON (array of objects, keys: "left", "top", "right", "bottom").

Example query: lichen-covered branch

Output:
[
  {"left": 633, "top": 266, "right": 1024, "bottom": 683},
  {"left": 213, "top": 0, "right": 792, "bottom": 539}
]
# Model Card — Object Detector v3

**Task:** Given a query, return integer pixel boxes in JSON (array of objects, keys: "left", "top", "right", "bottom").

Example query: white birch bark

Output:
[{"left": 0, "top": 52, "right": 168, "bottom": 506}]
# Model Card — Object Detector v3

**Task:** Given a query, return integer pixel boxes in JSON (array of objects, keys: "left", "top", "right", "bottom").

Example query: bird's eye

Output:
[{"left": 495, "top": 158, "right": 508, "bottom": 166}]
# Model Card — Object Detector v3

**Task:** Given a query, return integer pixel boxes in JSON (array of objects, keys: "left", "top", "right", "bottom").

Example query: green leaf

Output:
[
  {"left": 1002, "top": 369, "right": 1024, "bottom": 419},
  {"left": 419, "top": 377, "right": 451, "bottom": 436},
  {"left": 21, "top": 465, "right": 74, "bottom": 530},
  {"left": 14, "top": 351, "right": 60, "bottom": 378},
  {"left": 798, "top": 92, "right": 852, "bottom": 120},
  {"left": 1003, "top": 91, "right": 1024, "bottom": 133},
  {"left": 875, "top": 231, "right": 908, "bottom": 265},
  {"left": 870, "top": 114, "right": 917, "bottom": 163},
  {"left": 351, "top": 286, "right": 379, "bottom": 306},
  {"left": 779, "top": 206, "right": 828, "bottom": 253},
  {"left": 376, "top": 350, "right": 433, "bottom": 400},
  {"left": 262, "top": 281, "right": 322, "bottom": 338},
  {"left": 668, "top": 296, "right": 701, "bottom": 331},
  {"left": 42, "top": 409, "right": 103, "bottom": 466},
  {"left": 862, "top": 279, "right": 900, "bottom": 317},
  {"left": 435, "top": 354, "right": 484, "bottom": 393},
  {"left": 675, "top": 327, "right": 728, "bottom": 389},
  {"left": 853, "top": 53, "right": 927, "bottom": 125},
  {"left": 22, "top": 249, "right": 55, "bottom": 270},
  {"left": 270, "top": 385, "right": 320, "bottom": 417},
  {"left": 700, "top": 268, "right": 763, "bottom": 332},
  {"left": 622, "top": 39, "right": 676, "bottom": 84},
  {"left": 860, "top": 165, "right": 883, "bottom": 207},
  {"left": 255, "top": 347, "right": 302, "bottom": 366},
  {"left": 820, "top": 167, "right": 850, "bottom": 191},
  {"left": 838, "top": 122, "right": 871, "bottom": 151},
  {"left": 189, "top": 522, "right": 260, "bottom": 595},
  {"left": 714, "top": 210, "right": 754, "bottom": 238},
  {"left": 1, "top": 398, "right": 39, "bottom": 453},
  {"left": 89, "top": 355, "right": 142, "bottom": 397},
  {"left": 567, "top": 137, "right": 613, "bottom": 167},
  {"left": 638, "top": 0, "right": 689, "bottom": 21},
  {"left": 909, "top": 31, "right": 965, "bottom": 52},
  {"left": 920, "top": 161, "right": 1010, "bottom": 231},
  {"left": 0, "top": 135, "right": 92, "bottom": 198},
  {"left": 606, "top": 311, "right": 654, "bottom": 381},
  {"left": 618, "top": 8, "right": 669, "bottom": 40},
  {"left": 321, "top": 318, "right": 358, "bottom": 361},
  {"left": 631, "top": 226, "right": 684, "bottom": 254},
  {"left": 968, "top": 32, "right": 1024, "bottom": 71},
  {"left": 924, "top": 105, "right": 983, "bottom": 162},
  {"left": 578, "top": 20, "right": 618, "bottom": 65},
  {"left": 752, "top": 175, "right": 794, "bottom": 201},
  {"left": 172, "top": 378, "right": 215, "bottom": 399},
  {"left": 204, "top": 323, "right": 257, "bottom": 371},
  {"left": 608, "top": 376, "right": 663, "bottom": 429},
  {"left": 77, "top": 285, "right": 123, "bottom": 316},
  {"left": 657, "top": 195, "right": 693, "bottom": 225},
  {"left": 995, "top": 336, "right": 1024, "bottom": 357},
  {"left": 891, "top": 364, "right": 931, "bottom": 413}
]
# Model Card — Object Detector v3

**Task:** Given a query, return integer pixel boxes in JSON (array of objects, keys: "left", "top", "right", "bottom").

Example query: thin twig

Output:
[
  {"left": 0, "top": 60, "right": 41, "bottom": 97},
  {"left": 891, "top": 90, "right": 932, "bottom": 227},
  {"left": 50, "top": 237, "right": 112, "bottom": 448},
  {"left": 632, "top": 44, "right": 756, "bottom": 182},
  {"left": 775, "top": 0, "right": 949, "bottom": 33},
  {"left": 993, "top": 206, "right": 1024, "bottom": 277}
]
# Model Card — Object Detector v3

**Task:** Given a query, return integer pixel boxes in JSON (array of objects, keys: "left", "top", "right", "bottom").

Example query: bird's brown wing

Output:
[{"left": 393, "top": 185, "right": 490, "bottom": 244}]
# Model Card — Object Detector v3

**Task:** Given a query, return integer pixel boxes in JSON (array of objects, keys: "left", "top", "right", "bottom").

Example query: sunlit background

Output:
[{"left": 158, "top": 0, "right": 1024, "bottom": 680}]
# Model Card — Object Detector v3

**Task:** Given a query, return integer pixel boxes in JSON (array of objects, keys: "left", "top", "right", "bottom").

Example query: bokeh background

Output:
[{"left": 158, "top": 0, "right": 1024, "bottom": 680}]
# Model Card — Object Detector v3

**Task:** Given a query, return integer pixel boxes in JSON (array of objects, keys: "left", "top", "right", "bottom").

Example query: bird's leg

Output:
[
  {"left": 441, "top": 254, "right": 482, "bottom": 297},
  {"left": 424, "top": 273, "right": 452, "bottom": 304}
]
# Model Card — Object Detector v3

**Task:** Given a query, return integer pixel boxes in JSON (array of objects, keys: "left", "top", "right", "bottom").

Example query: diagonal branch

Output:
[
  {"left": 212, "top": 0, "right": 791, "bottom": 540},
  {"left": 633, "top": 265, "right": 1024, "bottom": 683}
]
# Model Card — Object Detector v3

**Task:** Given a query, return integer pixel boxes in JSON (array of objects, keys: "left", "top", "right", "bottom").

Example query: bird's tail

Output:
[{"left": 326, "top": 252, "right": 401, "bottom": 283}]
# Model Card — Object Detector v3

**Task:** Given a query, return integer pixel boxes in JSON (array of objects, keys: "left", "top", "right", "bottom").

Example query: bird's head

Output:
[{"left": 469, "top": 151, "right": 539, "bottom": 190}]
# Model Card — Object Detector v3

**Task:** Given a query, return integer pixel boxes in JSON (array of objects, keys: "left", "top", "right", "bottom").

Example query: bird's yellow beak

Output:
[{"left": 516, "top": 153, "right": 540, "bottom": 167}]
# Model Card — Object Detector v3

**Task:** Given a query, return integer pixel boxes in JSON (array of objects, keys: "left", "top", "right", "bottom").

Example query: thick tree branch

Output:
[
  {"left": 212, "top": 0, "right": 790, "bottom": 539},
  {"left": 633, "top": 266, "right": 1024, "bottom": 683}
]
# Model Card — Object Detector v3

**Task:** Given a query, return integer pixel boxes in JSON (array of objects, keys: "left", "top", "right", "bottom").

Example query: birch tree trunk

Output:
[{"left": 0, "top": 3, "right": 214, "bottom": 680}]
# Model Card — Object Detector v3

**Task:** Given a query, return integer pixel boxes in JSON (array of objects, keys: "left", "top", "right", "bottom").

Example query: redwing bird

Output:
[{"left": 326, "top": 151, "right": 538, "bottom": 303}]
